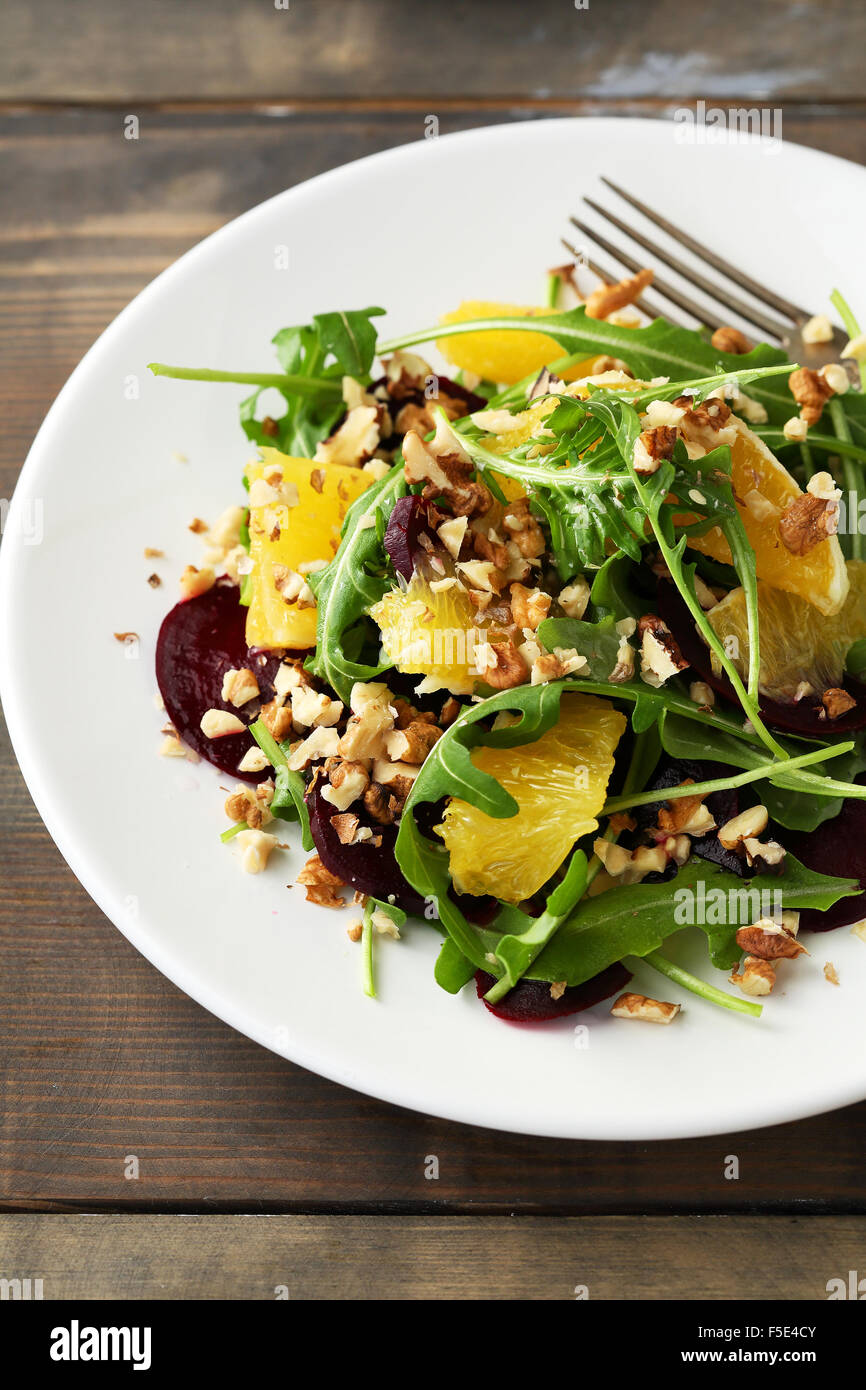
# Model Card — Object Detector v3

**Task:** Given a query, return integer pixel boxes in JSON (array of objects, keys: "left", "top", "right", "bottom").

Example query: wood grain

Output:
[
  {"left": 3, "top": 0, "right": 865, "bottom": 103},
  {"left": 0, "top": 1213, "right": 860, "bottom": 1299},
  {"left": 2, "top": 39, "right": 866, "bottom": 1214}
]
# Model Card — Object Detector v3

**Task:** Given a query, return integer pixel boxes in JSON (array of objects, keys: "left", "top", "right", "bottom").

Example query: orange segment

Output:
[
  {"left": 707, "top": 560, "right": 866, "bottom": 700},
  {"left": 687, "top": 418, "right": 848, "bottom": 616},
  {"left": 438, "top": 694, "right": 626, "bottom": 902},
  {"left": 245, "top": 447, "right": 373, "bottom": 650},
  {"left": 370, "top": 567, "right": 510, "bottom": 695},
  {"left": 438, "top": 301, "right": 598, "bottom": 385}
]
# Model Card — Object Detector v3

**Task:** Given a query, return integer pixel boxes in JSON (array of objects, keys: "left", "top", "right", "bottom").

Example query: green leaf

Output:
[
  {"left": 528, "top": 854, "right": 857, "bottom": 986},
  {"left": 537, "top": 613, "right": 623, "bottom": 681},
  {"left": 311, "top": 307, "right": 386, "bottom": 378},
  {"left": 484, "top": 851, "right": 589, "bottom": 1002},
  {"left": 305, "top": 463, "right": 407, "bottom": 702}
]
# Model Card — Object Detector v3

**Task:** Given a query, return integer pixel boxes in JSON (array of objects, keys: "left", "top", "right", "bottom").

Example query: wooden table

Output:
[{"left": 2, "top": 0, "right": 865, "bottom": 1299}]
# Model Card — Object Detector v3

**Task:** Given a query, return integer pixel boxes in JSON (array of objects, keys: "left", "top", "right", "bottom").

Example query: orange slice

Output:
[
  {"left": 437, "top": 301, "right": 598, "bottom": 385},
  {"left": 437, "top": 693, "right": 626, "bottom": 902}
]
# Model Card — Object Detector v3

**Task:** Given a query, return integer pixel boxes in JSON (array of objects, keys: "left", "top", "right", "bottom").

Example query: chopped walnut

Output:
[
  {"left": 822, "top": 687, "right": 856, "bottom": 719},
  {"left": 477, "top": 640, "right": 529, "bottom": 690},
  {"left": 502, "top": 499, "right": 546, "bottom": 559},
  {"left": 314, "top": 405, "right": 380, "bottom": 468},
  {"left": 331, "top": 812, "right": 360, "bottom": 845},
  {"left": 287, "top": 726, "right": 341, "bottom": 771},
  {"left": 291, "top": 686, "right": 343, "bottom": 729},
  {"left": 338, "top": 697, "right": 394, "bottom": 762},
  {"left": 689, "top": 679, "right": 715, "bottom": 709},
  {"left": 610, "top": 992, "right": 680, "bottom": 1024},
  {"left": 779, "top": 492, "right": 839, "bottom": 555},
  {"left": 235, "top": 828, "right": 281, "bottom": 874},
  {"left": 296, "top": 853, "right": 345, "bottom": 908},
  {"left": 200, "top": 708, "right": 246, "bottom": 738},
  {"left": 656, "top": 780, "right": 716, "bottom": 837},
  {"left": 735, "top": 919, "right": 807, "bottom": 960},
  {"left": 402, "top": 419, "right": 491, "bottom": 518},
  {"left": 179, "top": 565, "right": 215, "bottom": 600},
  {"left": 718, "top": 804, "right": 769, "bottom": 850},
  {"left": 456, "top": 559, "right": 506, "bottom": 594},
  {"left": 824, "top": 961, "right": 840, "bottom": 986},
  {"left": 789, "top": 366, "right": 834, "bottom": 425},
  {"left": 558, "top": 578, "right": 590, "bottom": 620},
  {"left": 585, "top": 267, "right": 653, "bottom": 320},
  {"left": 363, "top": 783, "right": 396, "bottom": 825},
  {"left": 509, "top": 582, "right": 551, "bottom": 631},
  {"left": 729, "top": 955, "right": 776, "bottom": 996},
  {"left": 711, "top": 325, "right": 752, "bottom": 354},
  {"left": 384, "top": 721, "right": 442, "bottom": 763},
  {"left": 346, "top": 919, "right": 364, "bottom": 943},
  {"left": 742, "top": 837, "right": 786, "bottom": 869},
  {"left": 549, "top": 981, "right": 568, "bottom": 1001},
  {"left": 638, "top": 614, "right": 688, "bottom": 687},
  {"left": 259, "top": 697, "right": 294, "bottom": 742},
  {"left": 221, "top": 667, "right": 260, "bottom": 707},
  {"left": 633, "top": 425, "right": 677, "bottom": 475},
  {"left": 801, "top": 314, "right": 834, "bottom": 345},
  {"left": 238, "top": 745, "right": 270, "bottom": 774},
  {"left": 321, "top": 758, "right": 370, "bottom": 812}
]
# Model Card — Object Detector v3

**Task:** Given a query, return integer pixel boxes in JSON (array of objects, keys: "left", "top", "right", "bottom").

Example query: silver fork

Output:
[{"left": 562, "top": 176, "right": 855, "bottom": 378}]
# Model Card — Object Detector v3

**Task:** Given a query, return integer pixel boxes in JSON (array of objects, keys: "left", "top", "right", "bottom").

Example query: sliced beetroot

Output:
[
  {"left": 383, "top": 495, "right": 439, "bottom": 580},
  {"left": 475, "top": 962, "right": 632, "bottom": 1023},
  {"left": 306, "top": 779, "right": 425, "bottom": 916},
  {"left": 786, "top": 778, "right": 866, "bottom": 932},
  {"left": 156, "top": 582, "right": 280, "bottom": 782},
  {"left": 657, "top": 580, "right": 866, "bottom": 735}
]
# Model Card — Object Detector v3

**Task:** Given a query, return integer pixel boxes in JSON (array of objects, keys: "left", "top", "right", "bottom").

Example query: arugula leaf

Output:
[
  {"left": 312, "top": 307, "right": 385, "bottom": 377},
  {"left": 483, "top": 850, "right": 589, "bottom": 1003},
  {"left": 305, "top": 462, "right": 407, "bottom": 702},
  {"left": 528, "top": 853, "right": 857, "bottom": 985},
  {"left": 248, "top": 718, "right": 313, "bottom": 850},
  {"left": 536, "top": 613, "right": 623, "bottom": 680}
]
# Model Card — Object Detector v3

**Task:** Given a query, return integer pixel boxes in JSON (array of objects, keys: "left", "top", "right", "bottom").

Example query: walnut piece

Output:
[
  {"left": 296, "top": 853, "right": 345, "bottom": 909},
  {"left": 610, "top": 992, "right": 680, "bottom": 1024},
  {"left": 788, "top": 366, "right": 833, "bottom": 425},
  {"left": 779, "top": 493, "right": 839, "bottom": 555},
  {"left": 711, "top": 325, "right": 752, "bottom": 354},
  {"left": 585, "top": 268, "right": 653, "bottom": 321}
]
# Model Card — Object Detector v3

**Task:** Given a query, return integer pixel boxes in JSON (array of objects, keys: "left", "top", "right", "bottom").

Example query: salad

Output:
[{"left": 149, "top": 266, "right": 866, "bottom": 1026}]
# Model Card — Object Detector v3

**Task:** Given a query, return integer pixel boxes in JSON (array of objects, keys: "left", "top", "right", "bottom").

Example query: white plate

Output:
[{"left": 3, "top": 117, "right": 866, "bottom": 1141}]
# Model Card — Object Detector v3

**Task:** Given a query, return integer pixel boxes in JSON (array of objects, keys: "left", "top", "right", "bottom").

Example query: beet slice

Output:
[
  {"left": 786, "top": 777, "right": 866, "bottom": 932},
  {"left": 383, "top": 495, "right": 440, "bottom": 580},
  {"left": 475, "top": 962, "right": 632, "bottom": 1023},
  {"left": 156, "top": 582, "right": 280, "bottom": 781},
  {"left": 306, "top": 780, "right": 425, "bottom": 915},
  {"left": 657, "top": 580, "right": 866, "bottom": 735}
]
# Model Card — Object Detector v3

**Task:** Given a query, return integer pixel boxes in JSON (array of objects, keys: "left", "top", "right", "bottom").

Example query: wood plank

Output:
[
  {"left": 3, "top": 104, "right": 866, "bottom": 1210},
  {"left": 0, "top": 1213, "right": 861, "bottom": 1299},
  {"left": 2, "top": 0, "right": 865, "bottom": 103}
]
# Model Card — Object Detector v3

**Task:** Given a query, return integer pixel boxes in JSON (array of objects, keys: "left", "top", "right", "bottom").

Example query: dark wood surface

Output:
[{"left": 2, "top": 2, "right": 866, "bottom": 1240}]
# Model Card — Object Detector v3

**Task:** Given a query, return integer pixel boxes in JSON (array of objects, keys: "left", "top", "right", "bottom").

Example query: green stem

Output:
[
  {"left": 603, "top": 741, "right": 853, "bottom": 814},
  {"left": 546, "top": 273, "right": 561, "bottom": 309},
  {"left": 147, "top": 363, "right": 342, "bottom": 399},
  {"left": 622, "top": 450, "right": 785, "bottom": 758},
  {"left": 830, "top": 398, "right": 862, "bottom": 562},
  {"left": 757, "top": 429, "right": 866, "bottom": 466},
  {"left": 248, "top": 719, "right": 288, "bottom": 768},
  {"left": 220, "top": 820, "right": 248, "bottom": 843},
  {"left": 637, "top": 950, "right": 762, "bottom": 1018},
  {"left": 362, "top": 900, "right": 376, "bottom": 999}
]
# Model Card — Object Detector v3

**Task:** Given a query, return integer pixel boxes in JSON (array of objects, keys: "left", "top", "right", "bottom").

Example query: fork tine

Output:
[
  {"left": 569, "top": 215, "right": 732, "bottom": 334},
  {"left": 583, "top": 197, "right": 787, "bottom": 342},
  {"left": 559, "top": 237, "right": 689, "bottom": 327},
  {"left": 600, "top": 177, "right": 810, "bottom": 325}
]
